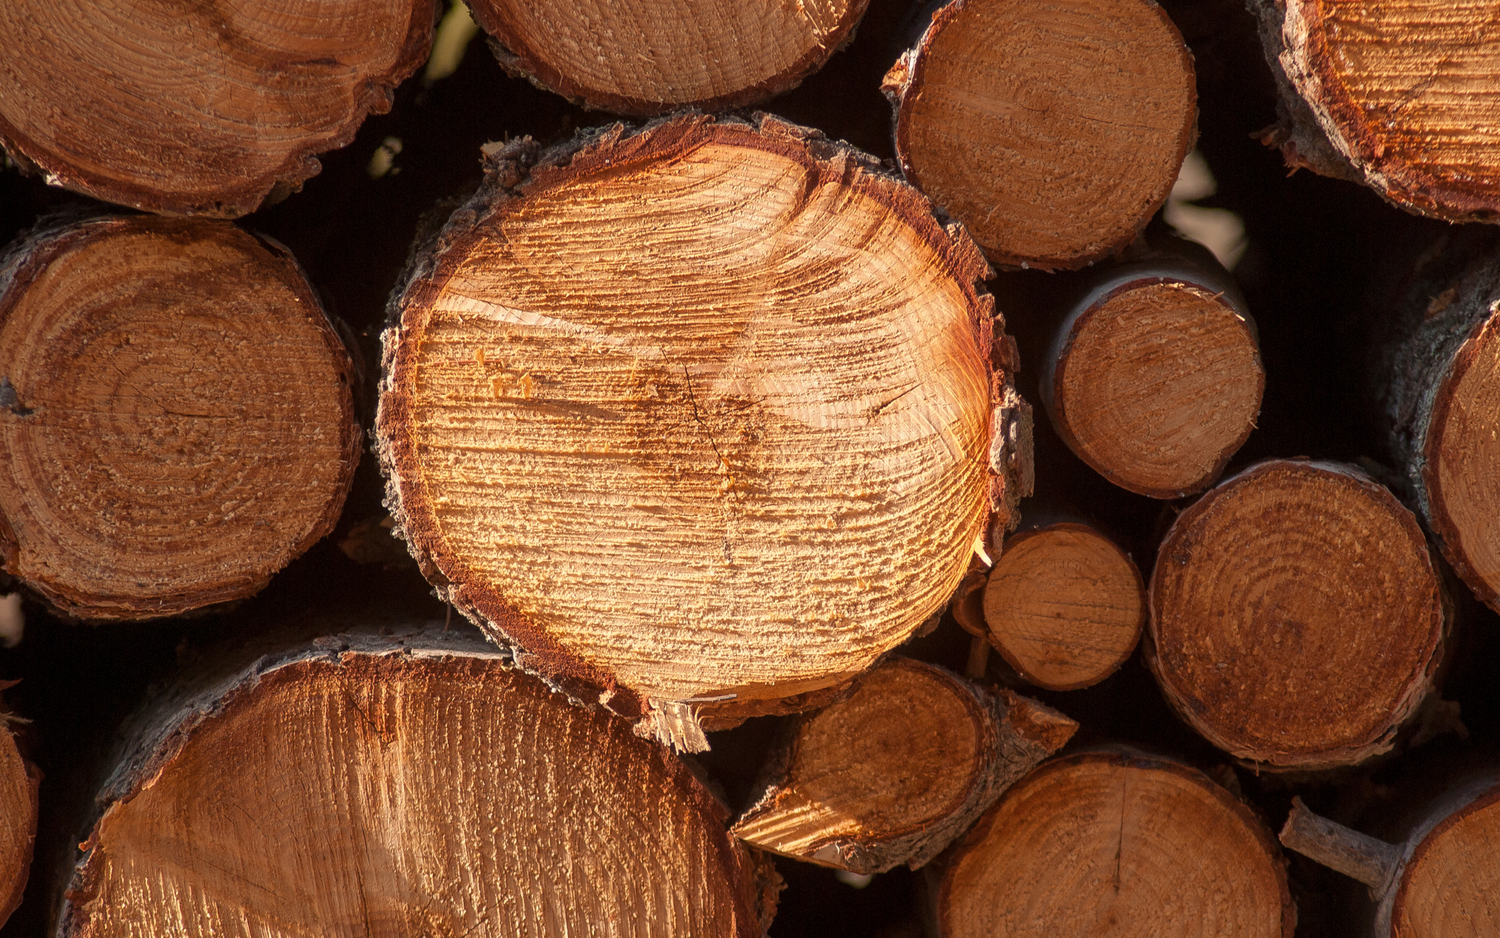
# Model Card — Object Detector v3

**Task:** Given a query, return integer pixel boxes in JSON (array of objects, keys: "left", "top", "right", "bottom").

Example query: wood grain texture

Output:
[
  {"left": 937, "top": 750, "right": 1294, "bottom": 938},
  {"left": 0, "top": 0, "right": 435, "bottom": 216},
  {"left": 377, "top": 113, "right": 1014, "bottom": 733},
  {"left": 59, "top": 630, "right": 771, "bottom": 938},
  {"left": 1147, "top": 459, "right": 1446, "bottom": 770},
  {"left": 467, "top": 0, "right": 868, "bottom": 114},
  {"left": 0, "top": 215, "right": 360, "bottom": 620},
  {"left": 983, "top": 523, "right": 1145, "bottom": 691},
  {"left": 731, "top": 658, "right": 1075, "bottom": 873},
  {"left": 0, "top": 714, "right": 37, "bottom": 931},
  {"left": 884, "top": 0, "right": 1197, "bottom": 270}
]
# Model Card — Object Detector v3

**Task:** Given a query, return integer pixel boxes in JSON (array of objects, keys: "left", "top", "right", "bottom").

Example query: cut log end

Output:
[
  {"left": 1273, "top": 0, "right": 1500, "bottom": 223},
  {"left": 730, "top": 658, "right": 1074, "bottom": 874},
  {"left": 889, "top": 0, "right": 1196, "bottom": 269},
  {"left": 1392, "top": 785, "right": 1500, "bottom": 937},
  {"left": 937, "top": 751, "right": 1293, "bottom": 938},
  {"left": 0, "top": 717, "right": 36, "bottom": 930},
  {"left": 0, "top": 1, "right": 433, "bottom": 216},
  {"left": 377, "top": 113, "right": 1005, "bottom": 719},
  {"left": 982, "top": 524, "right": 1145, "bottom": 691},
  {"left": 0, "top": 216, "right": 360, "bottom": 620},
  {"left": 1049, "top": 280, "right": 1263, "bottom": 498},
  {"left": 62, "top": 635, "right": 769, "bottom": 938},
  {"left": 1148, "top": 460, "right": 1445, "bottom": 770},
  {"left": 468, "top": 0, "right": 869, "bottom": 114}
]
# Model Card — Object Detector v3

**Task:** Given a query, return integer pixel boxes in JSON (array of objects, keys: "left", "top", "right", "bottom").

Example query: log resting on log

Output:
[
  {"left": 0, "top": 215, "right": 360, "bottom": 620},
  {"left": 1251, "top": 0, "right": 1500, "bottom": 223},
  {"left": 0, "top": 0, "right": 436, "bottom": 216},
  {"left": 882, "top": 0, "right": 1197, "bottom": 270},
  {"left": 467, "top": 0, "right": 870, "bottom": 114},
  {"left": 731, "top": 657, "right": 1075, "bottom": 874},
  {"left": 1147, "top": 459, "right": 1447, "bottom": 771},
  {"left": 57, "top": 629, "right": 775, "bottom": 938},
  {"left": 375, "top": 113, "right": 1025, "bottom": 745},
  {"left": 935, "top": 749, "right": 1295, "bottom": 937}
]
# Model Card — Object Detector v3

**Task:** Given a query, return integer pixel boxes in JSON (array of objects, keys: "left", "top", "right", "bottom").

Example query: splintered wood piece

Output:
[
  {"left": 59, "top": 631, "right": 772, "bottom": 937},
  {"left": 983, "top": 523, "right": 1144, "bottom": 691},
  {"left": 467, "top": 0, "right": 868, "bottom": 114},
  {"left": 730, "top": 658, "right": 1075, "bottom": 874},
  {"left": 1042, "top": 273, "right": 1263, "bottom": 498},
  {"left": 376, "top": 113, "right": 1015, "bottom": 735},
  {"left": 1147, "top": 459, "right": 1446, "bottom": 770},
  {"left": 0, "top": 713, "right": 38, "bottom": 930},
  {"left": 937, "top": 750, "right": 1294, "bottom": 937},
  {"left": 1252, "top": 0, "right": 1500, "bottom": 223},
  {"left": 0, "top": 0, "right": 434, "bottom": 216},
  {"left": 1280, "top": 777, "right": 1500, "bottom": 937},
  {"left": 0, "top": 216, "right": 360, "bottom": 620},
  {"left": 883, "top": 0, "right": 1196, "bottom": 270}
]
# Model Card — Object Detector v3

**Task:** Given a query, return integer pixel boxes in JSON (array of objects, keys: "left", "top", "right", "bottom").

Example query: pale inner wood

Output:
[
  {"left": 1299, "top": 0, "right": 1500, "bottom": 201},
  {"left": 943, "top": 757, "right": 1285, "bottom": 937},
  {"left": 74, "top": 656, "right": 753, "bottom": 938},
  {"left": 0, "top": 0, "right": 422, "bottom": 211},
  {"left": 732, "top": 660, "right": 979, "bottom": 854},
  {"left": 0, "top": 221, "right": 352, "bottom": 618},
  {"left": 409, "top": 140, "right": 990, "bottom": 701},
  {"left": 1396, "top": 794, "right": 1500, "bottom": 937},
  {"left": 1431, "top": 318, "right": 1500, "bottom": 601},
  {"left": 1057, "top": 283, "right": 1261, "bottom": 496},
  {"left": 983, "top": 524, "right": 1143, "bottom": 690},
  {"left": 901, "top": 0, "right": 1194, "bottom": 266},
  {"left": 1151, "top": 462, "right": 1442, "bottom": 764},
  {"left": 477, "top": 0, "right": 856, "bottom": 106}
]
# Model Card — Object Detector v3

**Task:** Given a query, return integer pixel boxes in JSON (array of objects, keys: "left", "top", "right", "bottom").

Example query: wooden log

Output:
[
  {"left": 730, "top": 657, "right": 1075, "bottom": 874},
  {"left": 934, "top": 749, "right": 1295, "bottom": 937},
  {"left": 1038, "top": 239, "right": 1263, "bottom": 498},
  {"left": 0, "top": 215, "right": 360, "bottom": 620},
  {"left": 982, "top": 522, "right": 1145, "bottom": 691},
  {"left": 0, "top": 0, "right": 436, "bottom": 217},
  {"left": 1147, "top": 459, "right": 1447, "bottom": 771},
  {"left": 57, "top": 628, "right": 775, "bottom": 937},
  {"left": 375, "top": 112, "right": 1026, "bottom": 746},
  {"left": 466, "top": 0, "right": 869, "bottom": 114},
  {"left": 1281, "top": 775, "right": 1500, "bottom": 937},
  {"left": 881, "top": 0, "right": 1197, "bottom": 270},
  {"left": 1251, "top": 0, "right": 1500, "bottom": 224},
  {"left": 0, "top": 691, "right": 37, "bottom": 931},
  {"left": 1373, "top": 229, "right": 1500, "bottom": 613}
]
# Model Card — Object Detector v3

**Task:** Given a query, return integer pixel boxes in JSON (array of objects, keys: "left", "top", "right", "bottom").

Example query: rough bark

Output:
[
  {"left": 56, "top": 628, "right": 775, "bottom": 938},
  {"left": 982, "top": 522, "right": 1145, "bottom": 691},
  {"left": 1250, "top": 0, "right": 1500, "bottom": 224},
  {"left": 0, "top": 0, "right": 436, "bottom": 217},
  {"left": 1147, "top": 459, "right": 1447, "bottom": 770},
  {"left": 935, "top": 748, "right": 1296, "bottom": 937},
  {"left": 881, "top": 0, "right": 1197, "bottom": 270},
  {"left": 731, "top": 658, "right": 1075, "bottom": 874},
  {"left": 375, "top": 112, "right": 1026, "bottom": 747},
  {"left": 0, "top": 214, "right": 360, "bottom": 620},
  {"left": 466, "top": 0, "right": 870, "bottom": 115}
]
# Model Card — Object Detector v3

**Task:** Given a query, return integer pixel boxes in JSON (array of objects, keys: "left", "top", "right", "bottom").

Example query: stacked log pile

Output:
[{"left": 1, "top": 0, "right": 1500, "bottom": 936}]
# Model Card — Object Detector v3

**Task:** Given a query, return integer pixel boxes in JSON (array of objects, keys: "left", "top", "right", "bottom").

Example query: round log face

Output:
[
  {"left": 468, "top": 0, "right": 869, "bottom": 113},
  {"left": 1393, "top": 785, "right": 1500, "bottom": 937},
  {"left": 0, "top": 0, "right": 433, "bottom": 216},
  {"left": 0, "top": 722, "right": 36, "bottom": 929},
  {"left": 0, "top": 217, "right": 359, "bottom": 620},
  {"left": 1426, "top": 316, "right": 1500, "bottom": 607},
  {"left": 892, "top": 0, "right": 1196, "bottom": 269},
  {"left": 1148, "top": 460, "right": 1444, "bottom": 769},
  {"left": 1051, "top": 281, "right": 1263, "bottom": 498},
  {"left": 1282, "top": 0, "right": 1500, "bottom": 222},
  {"left": 380, "top": 118, "right": 995, "bottom": 706},
  {"left": 63, "top": 650, "right": 764, "bottom": 937},
  {"left": 983, "top": 524, "right": 1144, "bottom": 690},
  {"left": 939, "top": 752, "right": 1292, "bottom": 938}
]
